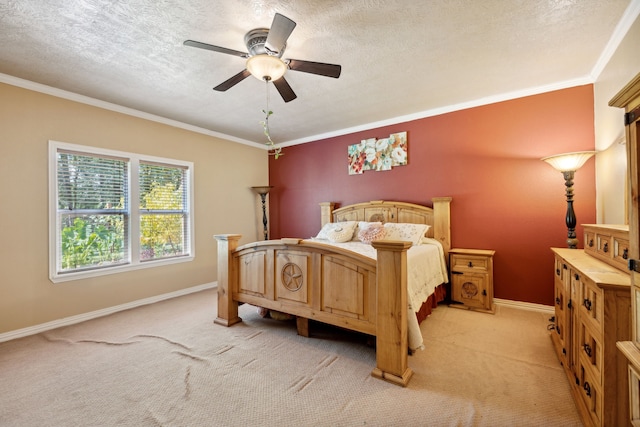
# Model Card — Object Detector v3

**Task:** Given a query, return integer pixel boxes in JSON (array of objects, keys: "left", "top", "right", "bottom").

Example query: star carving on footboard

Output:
[{"left": 281, "top": 263, "right": 304, "bottom": 291}]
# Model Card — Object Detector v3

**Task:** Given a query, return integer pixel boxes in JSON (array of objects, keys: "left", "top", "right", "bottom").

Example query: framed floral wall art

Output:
[{"left": 348, "top": 131, "right": 407, "bottom": 175}]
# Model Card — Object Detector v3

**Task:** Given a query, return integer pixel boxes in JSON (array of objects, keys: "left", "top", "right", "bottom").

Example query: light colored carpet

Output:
[{"left": 0, "top": 289, "right": 582, "bottom": 426}]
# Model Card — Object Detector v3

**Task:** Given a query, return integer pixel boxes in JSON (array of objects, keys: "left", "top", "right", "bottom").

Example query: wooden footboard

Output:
[
  {"left": 214, "top": 197, "right": 451, "bottom": 387},
  {"left": 214, "top": 236, "right": 414, "bottom": 386}
]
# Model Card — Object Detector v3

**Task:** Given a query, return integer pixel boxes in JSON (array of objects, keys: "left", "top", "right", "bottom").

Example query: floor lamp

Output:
[
  {"left": 541, "top": 151, "right": 595, "bottom": 249},
  {"left": 251, "top": 186, "right": 273, "bottom": 240}
]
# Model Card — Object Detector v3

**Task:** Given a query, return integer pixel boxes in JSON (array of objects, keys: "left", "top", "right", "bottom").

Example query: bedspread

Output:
[{"left": 306, "top": 238, "right": 448, "bottom": 350}]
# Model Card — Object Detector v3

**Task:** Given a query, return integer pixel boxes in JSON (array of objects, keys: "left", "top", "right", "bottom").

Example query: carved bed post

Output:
[
  {"left": 319, "top": 202, "right": 336, "bottom": 227},
  {"left": 213, "top": 234, "right": 242, "bottom": 327},
  {"left": 432, "top": 197, "right": 452, "bottom": 261},
  {"left": 370, "top": 240, "right": 413, "bottom": 387}
]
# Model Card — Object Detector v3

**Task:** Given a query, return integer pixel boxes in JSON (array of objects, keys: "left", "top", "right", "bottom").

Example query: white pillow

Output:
[
  {"left": 315, "top": 221, "right": 357, "bottom": 242},
  {"left": 383, "top": 223, "right": 430, "bottom": 246}
]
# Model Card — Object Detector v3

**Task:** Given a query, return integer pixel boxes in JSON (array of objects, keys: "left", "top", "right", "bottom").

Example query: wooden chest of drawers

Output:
[{"left": 551, "top": 247, "right": 631, "bottom": 426}]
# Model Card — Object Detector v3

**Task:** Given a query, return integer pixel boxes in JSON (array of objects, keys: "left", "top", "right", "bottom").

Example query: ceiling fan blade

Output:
[
  {"left": 273, "top": 77, "right": 297, "bottom": 103},
  {"left": 213, "top": 69, "right": 252, "bottom": 92},
  {"left": 265, "top": 13, "right": 296, "bottom": 54},
  {"left": 184, "top": 40, "right": 248, "bottom": 58},
  {"left": 287, "top": 59, "right": 341, "bottom": 78}
]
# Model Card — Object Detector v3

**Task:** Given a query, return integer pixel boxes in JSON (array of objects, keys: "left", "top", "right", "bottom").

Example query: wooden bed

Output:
[{"left": 214, "top": 197, "right": 452, "bottom": 386}]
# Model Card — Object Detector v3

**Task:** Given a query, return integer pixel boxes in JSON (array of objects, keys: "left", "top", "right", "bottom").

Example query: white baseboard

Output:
[
  {"left": 0, "top": 282, "right": 217, "bottom": 343},
  {"left": 494, "top": 298, "right": 554, "bottom": 315},
  {"left": 2, "top": 286, "right": 553, "bottom": 343}
]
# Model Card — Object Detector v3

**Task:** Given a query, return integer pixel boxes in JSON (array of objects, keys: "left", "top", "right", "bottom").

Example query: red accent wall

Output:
[{"left": 268, "top": 85, "right": 596, "bottom": 306}]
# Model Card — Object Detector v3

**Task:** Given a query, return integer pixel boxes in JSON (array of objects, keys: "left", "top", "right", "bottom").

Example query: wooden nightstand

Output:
[{"left": 449, "top": 248, "right": 495, "bottom": 314}]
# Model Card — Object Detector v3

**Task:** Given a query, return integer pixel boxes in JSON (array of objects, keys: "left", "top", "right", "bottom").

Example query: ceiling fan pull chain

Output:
[
  {"left": 266, "top": 78, "right": 270, "bottom": 114},
  {"left": 260, "top": 79, "right": 282, "bottom": 158}
]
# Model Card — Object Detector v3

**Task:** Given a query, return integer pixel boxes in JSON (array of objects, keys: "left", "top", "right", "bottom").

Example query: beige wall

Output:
[
  {"left": 594, "top": 13, "right": 640, "bottom": 224},
  {"left": 0, "top": 82, "right": 268, "bottom": 334}
]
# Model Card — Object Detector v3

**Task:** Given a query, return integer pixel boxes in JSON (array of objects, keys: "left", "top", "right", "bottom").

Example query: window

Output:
[{"left": 49, "top": 141, "right": 194, "bottom": 282}]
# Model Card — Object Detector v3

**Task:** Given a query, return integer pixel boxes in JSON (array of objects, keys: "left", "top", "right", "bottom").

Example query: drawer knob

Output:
[
  {"left": 556, "top": 268, "right": 560, "bottom": 276},
  {"left": 603, "top": 242, "right": 609, "bottom": 253},
  {"left": 583, "top": 343, "right": 592, "bottom": 357},
  {"left": 583, "top": 381, "right": 591, "bottom": 397},
  {"left": 467, "top": 261, "right": 473, "bottom": 267},
  {"left": 583, "top": 299, "right": 592, "bottom": 311},
  {"left": 624, "top": 248, "right": 629, "bottom": 260},
  {"left": 588, "top": 239, "right": 594, "bottom": 247},
  {"left": 555, "top": 297, "right": 561, "bottom": 305},
  {"left": 574, "top": 273, "right": 579, "bottom": 281}
]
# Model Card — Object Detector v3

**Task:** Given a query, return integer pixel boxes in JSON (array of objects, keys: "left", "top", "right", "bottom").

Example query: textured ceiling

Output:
[{"left": 0, "top": 0, "right": 636, "bottom": 149}]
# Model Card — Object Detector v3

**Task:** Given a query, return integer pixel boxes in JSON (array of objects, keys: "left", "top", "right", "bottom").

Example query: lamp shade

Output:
[
  {"left": 251, "top": 185, "right": 273, "bottom": 195},
  {"left": 247, "top": 55, "right": 287, "bottom": 81},
  {"left": 541, "top": 151, "right": 596, "bottom": 172}
]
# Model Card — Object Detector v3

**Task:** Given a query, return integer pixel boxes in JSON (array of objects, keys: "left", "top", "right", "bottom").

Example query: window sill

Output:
[{"left": 49, "top": 255, "right": 195, "bottom": 283}]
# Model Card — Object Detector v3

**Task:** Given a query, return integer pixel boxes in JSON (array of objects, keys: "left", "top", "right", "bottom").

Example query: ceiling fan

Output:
[{"left": 184, "top": 13, "right": 341, "bottom": 103}]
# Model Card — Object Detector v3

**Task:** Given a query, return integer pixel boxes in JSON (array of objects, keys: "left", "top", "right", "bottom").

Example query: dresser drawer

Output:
[
  {"left": 613, "top": 235, "right": 630, "bottom": 268},
  {"left": 577, "top": 275, "right": 603, "bottom": 334},
  {"left": 579, "top": 360, "right": 603, "bottom": 427},
  {"left": 585, "top": 229, "right": 596, "bottom": 252},
  {"left": 554, "top": 255, "right": 568, "bottom": 283},
  {"left": 596, "top": 233, "right": 612, "bottom": 259},
  {"left": 578, "top": 319, "right": 602, "bottom": 382}
]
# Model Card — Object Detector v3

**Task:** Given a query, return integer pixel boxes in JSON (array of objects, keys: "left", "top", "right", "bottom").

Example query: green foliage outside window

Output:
[
  {"left": 140, "top": 182, "right": 185, "bottom": 260},
  {"left": 60, "top": 215, "right": 125, "bottom": 269}
]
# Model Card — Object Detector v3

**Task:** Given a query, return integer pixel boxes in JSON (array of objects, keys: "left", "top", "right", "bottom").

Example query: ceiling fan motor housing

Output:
[{"left": 245, "top": 28, "right": 285, "bottom": 57}]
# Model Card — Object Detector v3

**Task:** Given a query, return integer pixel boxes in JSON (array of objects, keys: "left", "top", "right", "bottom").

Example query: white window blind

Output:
[
  {"left": 139, "top": 162, "right": 190, "bottom": 261},
  {"left": 49, "top": 141, "right": 194, "bottom": 282},
  {"left": 56, "top": 150, "right": 129, "bottom": 272}
]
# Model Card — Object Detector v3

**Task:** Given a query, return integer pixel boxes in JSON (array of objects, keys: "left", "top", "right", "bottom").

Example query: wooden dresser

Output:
[
  {"left": 551, "top": 224, "right": 631, "bottom": 427},
  {"left": 610, "top": 71, "right": 640, "bottom": 426}
]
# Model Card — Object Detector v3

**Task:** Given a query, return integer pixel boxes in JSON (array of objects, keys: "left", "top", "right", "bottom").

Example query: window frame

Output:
[{"left": 48, "top": 140, "right": 195, "bottom": 283}]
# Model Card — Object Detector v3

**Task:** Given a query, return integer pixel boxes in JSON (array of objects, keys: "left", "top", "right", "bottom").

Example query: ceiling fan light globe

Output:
[{"left": 247, "top": 55, "right": 287, "bottom": 81}]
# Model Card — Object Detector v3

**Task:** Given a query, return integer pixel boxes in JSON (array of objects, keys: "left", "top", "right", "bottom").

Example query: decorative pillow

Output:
[
  {"left": 326, "top": 224, "right": 357, "bottom": 243},
  {"left": 351, "top": 221, "right": 383, "bottom": 241},
  {"left": 315, "top": 221, "right": 357, "bottom": 241},
  {"left": 358, "top": 223, "right": 386, "bottom": 244},
  {"left": 383, "top": 223, "right": 430, "bottom": 246}
]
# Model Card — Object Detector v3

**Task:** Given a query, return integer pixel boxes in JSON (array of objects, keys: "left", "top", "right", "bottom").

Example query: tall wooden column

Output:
[
  {"left": 370, "top": 240, "right": 413, "bottom": 386},
  {"left": 213, "top": 234, "right": 242, "bottom": 326}
]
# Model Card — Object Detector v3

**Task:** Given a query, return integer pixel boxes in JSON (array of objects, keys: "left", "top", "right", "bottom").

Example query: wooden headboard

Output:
[{"left": 319, "top": 197, "right": 452, "bottom": 258}]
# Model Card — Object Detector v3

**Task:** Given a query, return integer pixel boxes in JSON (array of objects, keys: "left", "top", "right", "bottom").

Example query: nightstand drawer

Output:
[{"left": 451, "top": 255, "right": 489, "bottom": 271}]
